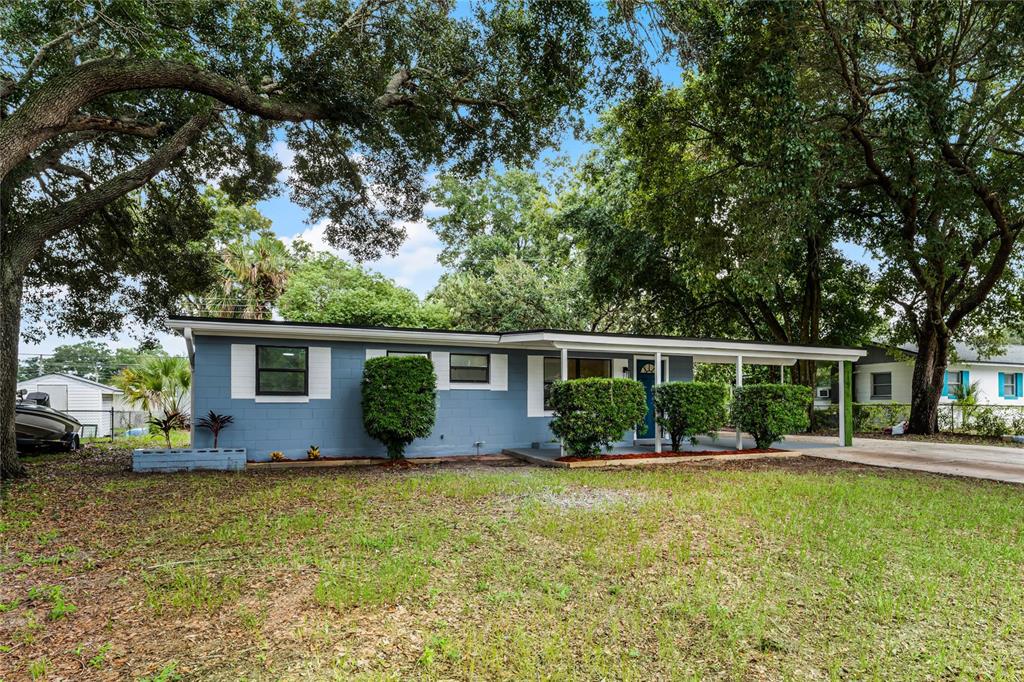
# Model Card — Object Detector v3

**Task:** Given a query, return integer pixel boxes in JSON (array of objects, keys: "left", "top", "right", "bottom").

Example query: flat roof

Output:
[{"left": 167, "top": 315, "right": 867, "bottom": 364}]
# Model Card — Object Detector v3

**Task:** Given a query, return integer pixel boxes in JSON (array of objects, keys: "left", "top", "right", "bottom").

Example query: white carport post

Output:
[
  {"left": 838, "top": 360, "right": 847, "bottom": 447},
  {"left": 654, "top": 351, "right": 663, "bottom": 453},
  {"left": 735, "top": 355, "right": 743, "bottom": 450},
  {"left": 560, "top": 347, "right": 569, "bottom": 456}
]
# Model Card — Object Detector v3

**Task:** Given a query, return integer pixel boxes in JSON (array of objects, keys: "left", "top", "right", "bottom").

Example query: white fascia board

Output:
[
  {"left": 168, "top": 320, "right": 866, "bottom": 362},
  {"left": 537, "top": 338, "right": 865, "bottom": 364},
  {"left": 169, "top": 319, "right": 501, "bottom": 347}
]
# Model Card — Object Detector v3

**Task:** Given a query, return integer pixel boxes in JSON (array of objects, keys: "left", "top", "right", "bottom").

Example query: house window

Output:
[
  {"left": 387, "top": 350, "right": 430, "bottom": 358},
  {"left": 1005, "top": 374, "right": 1019, "bottom": 398},
  {"left": 450, "top": 353, "right": 489, "bottom": 383},
  {"left": 870, "top": 372, "right": 892, "bottom": 400},
  {"left": 256, "top": 346, "right": 308, "bottom": 395},
  {"left": 542, "top": 357, "right": 613, "bottom": 410},
  {"left": 946, "top": 370, "right": 962, "bottom": 396}
]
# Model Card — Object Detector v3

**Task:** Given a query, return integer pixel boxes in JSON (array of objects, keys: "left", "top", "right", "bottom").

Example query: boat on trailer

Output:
[{"left": 15, "top": 392, "right": 81, "bottom": 452}]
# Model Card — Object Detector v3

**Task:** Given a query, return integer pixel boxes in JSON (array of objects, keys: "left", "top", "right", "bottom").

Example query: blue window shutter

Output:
[
  {"left": 942, "top": 371, "right": 949, "bottom": 397},
  {"left": 1016, "top": 373, "right": 1023, "bottom": 399},
  {"left": 999, "top": 372, "right": 1005, "bottom": 398},
  {"left": 961, "top": 371, "right": 969, "bottom": 395}
]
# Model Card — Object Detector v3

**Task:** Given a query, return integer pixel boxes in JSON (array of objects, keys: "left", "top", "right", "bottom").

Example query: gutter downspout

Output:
[{"left": 184, "top": 327, "right": 196, "bottom": 446}]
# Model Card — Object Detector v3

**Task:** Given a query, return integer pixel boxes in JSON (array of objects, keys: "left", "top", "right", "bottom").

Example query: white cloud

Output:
[
  {"left": 271, "top": 139, "right": 296, "bottom": 184},
  {"left": 283, "top": 218, "right": 447, "bottom": 298}
]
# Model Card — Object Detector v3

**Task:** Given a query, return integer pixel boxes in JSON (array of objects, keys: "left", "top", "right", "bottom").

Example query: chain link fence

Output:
[
  {"left": 65, "top": 409, "right": 151, "bottom": 440},
  {"left": 815, "top": 402, "right": 1024, "bottom": 437}
]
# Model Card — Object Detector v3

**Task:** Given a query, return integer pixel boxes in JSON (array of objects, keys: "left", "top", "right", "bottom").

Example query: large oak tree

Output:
[
  {"left": 635, "top": 0, "right": 1024, "bottom": 433},
  {"left": 0, "top": 0, "right": 604, "bottom": 478}
]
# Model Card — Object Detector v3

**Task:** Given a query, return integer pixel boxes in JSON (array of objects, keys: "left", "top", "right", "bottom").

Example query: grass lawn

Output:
[{"left": 2, "top": 446, "right": 1023, "bottom": 680}]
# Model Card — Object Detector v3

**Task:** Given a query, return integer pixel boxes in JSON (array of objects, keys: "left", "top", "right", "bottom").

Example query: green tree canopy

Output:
[
  {"left": 570, "top": 111, "right": 879, "bottom": 386},
  {"left": 18, "top": 341, "right": 169, "bottom": 383},
  {"left": 427, "top": 167, "right": 632, "bottom": 332},
  {"left": 278, "top": 254, "right": 449, "bottom": 328},
  {"left": 631, "top": 0, "right": 1024, "bottom": 432},
  {"left": 1, "top": 0, "right": 606, "bottom": 477}
]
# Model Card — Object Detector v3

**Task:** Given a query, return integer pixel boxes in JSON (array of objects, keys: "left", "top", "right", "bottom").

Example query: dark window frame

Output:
[
  {"left": 450, "top": 353, "right": 490, "bottom": 384},
  {"left": 870, "top": 372, "right": 892, "bottom": 400},
  {"left": 542, "top": 357, "right": 613, "bottom": 410},
  {"left": 255, "top": 345, "right": 309, "bottom": 396}
]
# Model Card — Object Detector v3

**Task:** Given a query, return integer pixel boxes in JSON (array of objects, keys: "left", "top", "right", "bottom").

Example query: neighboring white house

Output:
[
  {"left": 854, "top": 344, "right": 1024, "bottom": 405},
  {"left": 16, "top": 373, "right": 131, "bottom": 437}
]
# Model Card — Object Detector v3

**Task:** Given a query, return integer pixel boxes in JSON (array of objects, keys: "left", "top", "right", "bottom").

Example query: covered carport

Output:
[{"left": 497, "top": 331, "right": 867, "bottom": 450}]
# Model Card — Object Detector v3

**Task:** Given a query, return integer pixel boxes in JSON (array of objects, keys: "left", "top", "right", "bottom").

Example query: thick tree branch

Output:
[
  {"left": 61, "top": 114, "right": 166, "bottom": 138},
  {"left": 8, "top": 110, "right": 217, "bottom": 277},
  {"left": 0, "top": 58, "right": 331, "bottom": 179}
]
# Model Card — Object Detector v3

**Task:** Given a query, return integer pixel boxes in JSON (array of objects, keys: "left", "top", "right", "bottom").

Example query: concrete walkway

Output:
[{"left": 782, "top": 434, "right": 1024, "bottom": 484}]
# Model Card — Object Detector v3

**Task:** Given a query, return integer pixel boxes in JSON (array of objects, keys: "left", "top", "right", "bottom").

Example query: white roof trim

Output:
[
  {"left": 16, "top": 372, "right": 122, "bottom": 393},
  {"left": 170, "top": 318, "right": 502, "bottom": 347},
  {"left": 169, "top": 318, "right": 866, "bottom": 363}
]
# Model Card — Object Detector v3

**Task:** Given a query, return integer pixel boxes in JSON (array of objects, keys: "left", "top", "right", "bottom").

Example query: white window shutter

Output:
[
  {"left": 231, "top": 344, "right": 256, "bottom": 399},
  {"left": 490, "top": 354, "right": 508, "bottom": 391},
  {"left": 308, "top": 347, "right": 331, "bottom": 399},
  {"left": 366, "top": 348, "right": 386, "bottom": 360},
  {"left": 527, "top": 355, "right": 546, "bottom": 416},
  {"left": 432, "top": 351, "right": 450, "bottom": 390}
]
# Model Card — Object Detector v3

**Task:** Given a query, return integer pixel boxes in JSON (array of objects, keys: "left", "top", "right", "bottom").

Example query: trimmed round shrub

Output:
[
  {"left": 548, "top": 378, "right": 647, "bottom": 457},
  {"left": 654, "top": 382, "right": 730, "bottom": 451},
  {"left": 361, "top": 355, "right": 437, "bottom": 459},
  {"left": 732, "top": 384, "right": 813, "bottom": 448}
]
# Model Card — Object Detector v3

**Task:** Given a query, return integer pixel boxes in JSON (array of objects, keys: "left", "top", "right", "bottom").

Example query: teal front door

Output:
[{"left": 636, "top": 359, "right": 662, "bottom": 438}]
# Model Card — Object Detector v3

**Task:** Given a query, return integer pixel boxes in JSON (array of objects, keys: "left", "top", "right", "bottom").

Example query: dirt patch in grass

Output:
[{"left": 533, "top": 487, "right": 650, "bottom": 510}]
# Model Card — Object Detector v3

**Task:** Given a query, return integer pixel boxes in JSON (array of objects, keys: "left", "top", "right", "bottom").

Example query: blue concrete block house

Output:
[{"left": 169, "top": 316, "right": 866, "bottom": 460}]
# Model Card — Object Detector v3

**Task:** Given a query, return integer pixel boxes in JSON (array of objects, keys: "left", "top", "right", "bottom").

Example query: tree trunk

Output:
[
  {"left": 907, "top": 323, "right": 949, "bottom": 435},
  {"left": 0, "top": 270, "right": 26, "bottom": 479}
]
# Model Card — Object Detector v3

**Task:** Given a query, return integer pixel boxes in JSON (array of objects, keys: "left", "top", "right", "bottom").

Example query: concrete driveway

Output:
[{"left": 781, "top": 434, "right": 1024, "bottom": 484}]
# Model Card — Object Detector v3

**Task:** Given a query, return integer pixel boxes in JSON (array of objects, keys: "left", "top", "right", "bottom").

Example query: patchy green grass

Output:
[
  {"left": 2, "top": 456, "right": 1023, "bottom": 680},
  {"left": 82, "top": 429, "right": 191, "bottom": 450}
]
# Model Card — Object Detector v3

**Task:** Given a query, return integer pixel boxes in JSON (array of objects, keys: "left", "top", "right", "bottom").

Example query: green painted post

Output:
[{"left": 843, "top": 361, "right": 854, "bottom": 446}]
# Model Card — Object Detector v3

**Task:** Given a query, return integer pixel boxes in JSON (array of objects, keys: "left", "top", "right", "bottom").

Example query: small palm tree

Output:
[
  {"left": 113, "top": 356, "right": 191, "bottom": 417},
  {"left": 188, "top": 234, "right": 292, "bottom": 319},
  {"left": 196, "top": 411, "right": 234, "bottom": 448}
]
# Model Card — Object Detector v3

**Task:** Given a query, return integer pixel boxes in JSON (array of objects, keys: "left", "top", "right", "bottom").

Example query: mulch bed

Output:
[{"left": 557, "top": 448, "right": 785, "bottom": 463}]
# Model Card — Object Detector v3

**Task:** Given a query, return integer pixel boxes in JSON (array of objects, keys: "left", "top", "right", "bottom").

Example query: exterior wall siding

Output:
[
  {"left": 854, "top": 361, "right": 1024, "bottom": 405},
  {"left": 191, "top": 335, "right": 696, "bottom": 460}
]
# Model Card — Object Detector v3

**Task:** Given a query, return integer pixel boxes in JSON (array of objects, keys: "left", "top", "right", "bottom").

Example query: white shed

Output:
[{"left": 17, "top": 373, "right": 129, "bottom": 437}]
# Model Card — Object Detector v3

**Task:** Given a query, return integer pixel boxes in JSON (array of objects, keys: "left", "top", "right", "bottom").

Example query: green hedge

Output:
[
  {"left": 361, "top": 355, "right": 436, "bottom": 459},
  {"left": 653, "top": 382, "right": 730, "bottom": 450},
  {"left": 732, "top": 384, "right": 813, "bottom": 448},
  {"left": 548, "top": 378, "right": 647, "bottom": 457}
]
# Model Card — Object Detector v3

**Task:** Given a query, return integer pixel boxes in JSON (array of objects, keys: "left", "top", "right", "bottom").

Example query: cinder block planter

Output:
[{"left": 132, "top": 448, "right": 247, "bottom": 473}]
